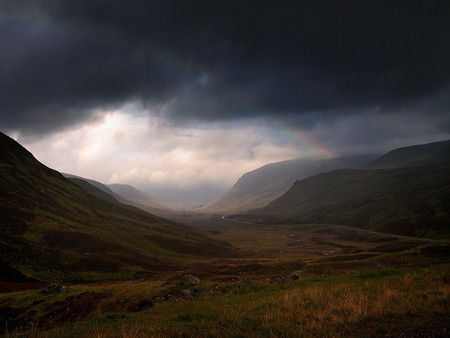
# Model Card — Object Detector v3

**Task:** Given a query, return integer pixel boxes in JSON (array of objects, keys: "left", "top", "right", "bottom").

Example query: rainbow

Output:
[{"left": 22, "top": 9, "right": 335, "bottom": 159}]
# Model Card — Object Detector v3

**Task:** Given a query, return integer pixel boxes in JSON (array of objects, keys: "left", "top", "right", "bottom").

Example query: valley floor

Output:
[{"left": 2, "top": 219, "right": 449, "bottom": 337}]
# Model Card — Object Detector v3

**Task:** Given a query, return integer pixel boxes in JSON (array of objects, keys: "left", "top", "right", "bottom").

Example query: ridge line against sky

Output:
[{"left": 1, "top": 1, "right": 449, "bottom": 208}]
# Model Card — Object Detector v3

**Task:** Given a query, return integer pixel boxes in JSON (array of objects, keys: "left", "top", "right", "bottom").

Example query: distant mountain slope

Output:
[
  {"left": 62, "top": 173, "right": 118, "bottom": 199},
  {"left": 364, "top": 139, "right": 450, "bottom": 169},
  {"left": 236, "top": 141, "right": 450, "bottom": 239},
  {"left": 108, "top": 184, "right": 169, "bottom": 211},
  {"left": 63, "top": 174, "right": 172, "bottom": 218},
  {"left": 200, "top": 155, "right": 377, "bottom": 213},
  {"left": 0, "top": 132, "right": 236, "bottom": 282},
  {"left": 65, "top": 177, "right": 117, "bottom": 201}
]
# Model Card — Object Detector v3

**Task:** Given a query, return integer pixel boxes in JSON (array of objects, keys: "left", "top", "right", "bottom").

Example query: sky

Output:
[{"left": 1, "top": 1, "right": 450, "bottom": 208}]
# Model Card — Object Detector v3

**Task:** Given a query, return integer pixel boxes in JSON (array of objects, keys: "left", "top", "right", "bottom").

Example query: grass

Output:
[
  {"left": 1, "top": 217, "right": 449, "bottom": 336},
  {"left": 239, "top": 161, "right": 450, "bottom": 240},
  {"left": 0, "top": 133, "right": 239, "bottom": 282},
  {"left": 1, "top": 133, "right": 449, "bottom": 336},
  {"left": 2, "top": 265, "right": 448, "bottom": 337}
]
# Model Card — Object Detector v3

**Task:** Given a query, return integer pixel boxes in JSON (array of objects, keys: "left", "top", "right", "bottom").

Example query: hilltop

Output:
[
  {"left": 235, "top": 140, "right": 450, "bottom": 239},
  {"left": 200, "top": 155, "right": 376, "bottom": 213}
]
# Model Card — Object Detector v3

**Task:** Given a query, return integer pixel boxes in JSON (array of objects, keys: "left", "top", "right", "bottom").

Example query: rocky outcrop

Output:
[
  {"left": 177, "top": 274, "right": 200, "bottom": 287},
  {"left": 286, "top": 270, "right": 304, "bottom": 281}
]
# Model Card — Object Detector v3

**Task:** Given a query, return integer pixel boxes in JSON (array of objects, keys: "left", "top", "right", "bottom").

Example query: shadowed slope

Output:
[
  {"left": 364, "top": 139, "right": 450, "bottom": 169},
  {"left": 200, "top": 155, "right": 377, "bottom": 213},
  {"left": 0, "top": 132, "right": 237, "bottom": 282},
  {"left": 66, "top": 177, "right": 118, "bottom": 201},
  {"left": 237, "top": 141, "right": 450, "bottom": 239},
  {"left": 64, "top": 174, "right": 174, "bottom": 218},
  {"left": 62, "top": 173, "right": 118, "bottom": 200}
]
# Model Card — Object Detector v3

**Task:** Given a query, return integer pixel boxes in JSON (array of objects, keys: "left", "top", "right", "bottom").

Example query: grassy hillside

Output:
[
  {"left": 364, "top": 139, "right": 450, "bottom": 169},
  {"left": 62, "top": 173, "right": 119, "bottom": 200},
  {"left": 200, "top": 155, "right": 376, "bottom": 213},
  {"left": 2, "top": 218, "right": 449, "bottom": 336},
  {"left": 64, "top": 174, "right": 176, "bottom": 219},
  {"left": 238, "top": 161, "right": 450, "bottom": 239},
  {"left": 0, "top": 133, "right": 236, "bottom": 282},
  {"left": 66, "top": 177, "right": 117, "bottom": 201}
]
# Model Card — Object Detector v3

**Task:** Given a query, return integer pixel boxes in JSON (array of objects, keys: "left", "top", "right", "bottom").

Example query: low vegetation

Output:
[
  {"left": 1, "top": 219, "right": 449, "bottom": 336},
  {"left": 238, "top": 161, "right": 450, "bottom": 240},
  {"left": 1, "top": 134, "right": 449, "bottom": 336},
  {"left": 0, "top": 132, "right": 237, "bottom": 282},
  {"left": 2, "top": 262, "right": 448, "bottom": 336}
]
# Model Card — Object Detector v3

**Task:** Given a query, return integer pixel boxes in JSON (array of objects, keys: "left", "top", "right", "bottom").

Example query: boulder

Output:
[
  {"left": 286, "top": 270, "right": 304, "bottom": 281},
  {"left": 182, "top": 289, "right": 196, "bottom": 298},
  {"left": 177, "top": 274, "right": 200, "bottom": 287},
  {"left": 39, "top": 284, "right": 70, "bottom": 295}
]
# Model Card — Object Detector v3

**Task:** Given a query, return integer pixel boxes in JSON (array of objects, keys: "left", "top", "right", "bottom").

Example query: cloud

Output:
[
  {"left": 13, "top": 99, "right": 450, "bottom": 209},
  {"left": 3, "top": 1, "right": 450, "bottom": 208},
  {"left": 307, "top": 109, "right": 450, "bottom": 155},
  {"left": 1, "top": 1, "right": 449, "bottom": 136},
  {"left": 16, "top": 105, "right": 306, "bottom": 207}
]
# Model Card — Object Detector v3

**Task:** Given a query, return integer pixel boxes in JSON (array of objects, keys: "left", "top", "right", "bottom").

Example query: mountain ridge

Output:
[
  {"left": 364, "top": 139, "right": 450, "bottom": 169},
  {"left": 200, "top": 154, "right": 378, "bottom": 213},
  {"left": 62, "top": 174, "right": 173, "bottom": 217},
  {"left": 234, "top": 140, "right": 450, "bottom": 239}
]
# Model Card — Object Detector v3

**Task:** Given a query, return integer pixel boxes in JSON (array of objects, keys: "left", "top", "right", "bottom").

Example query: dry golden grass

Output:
[{"left": 13, "top": 265, "right": 446, "bottom": 337}]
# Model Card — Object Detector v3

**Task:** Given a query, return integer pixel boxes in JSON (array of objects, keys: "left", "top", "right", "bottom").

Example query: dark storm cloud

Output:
[{"left": 1, "top": 1, "right": 450, "bottom": 134}]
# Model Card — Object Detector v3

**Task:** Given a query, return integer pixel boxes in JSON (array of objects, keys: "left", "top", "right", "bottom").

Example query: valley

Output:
[
  {"left": 1, "top": 214, "right": 449, "bottom": 336},
  {"left": 1, "top": 133, "right": 449, "bottom": 336},
  {"left": 2, "top": 2, "right": 450, "bottom": 336}
]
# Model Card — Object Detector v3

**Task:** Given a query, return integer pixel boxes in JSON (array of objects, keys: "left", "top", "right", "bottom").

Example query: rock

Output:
[
  {"left": 39, "top": 284, "right": 70, "bottom": 295},
  {"left": 177, "top": 274, "right": 200, "bottom": 287},
  {"left": 286, "top": 270, "right": 304, "bottom": 282},
  {"left": 182, "top": 289, "right": 196, "bottom": 297}
]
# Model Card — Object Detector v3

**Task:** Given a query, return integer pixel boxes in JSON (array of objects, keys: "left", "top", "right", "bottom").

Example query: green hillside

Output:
[
  {"left": 200, "top": 155, "right": 376, "bottom": 213},
  {"left": 364, "top": 139, "right": 450, "bottom": 169},
  {"left": 239, "top": 160, "right": 450, "bottom": 239},
  {"left": 65, "top": 175, "right": 175, "bottom": 218},
  {"left": 0, "top": 133, "right": 236, "bottom": 282},
  {"left": 67, "top": 177, "right": 117, "bottom": 201},
  {"left": 62, "top": 173, "right": 119, "bottom": 200}
]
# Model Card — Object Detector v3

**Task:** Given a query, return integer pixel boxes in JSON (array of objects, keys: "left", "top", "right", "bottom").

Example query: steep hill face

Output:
[
  {"left": 0, "top": 132, "right": 236, "bottom": 282},
  {"left": 200, "top": 155, "right": 376, "bottom": 213},
  {"left": 237, "top": 141, "right": 450, "bottom": 239}
]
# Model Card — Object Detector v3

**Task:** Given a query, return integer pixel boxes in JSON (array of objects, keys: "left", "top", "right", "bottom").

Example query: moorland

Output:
[{"left": 1, "top": 132, "right": 449, "bottom": 337}]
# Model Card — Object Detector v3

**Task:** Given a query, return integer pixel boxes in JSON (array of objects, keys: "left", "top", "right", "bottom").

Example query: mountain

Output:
[
  {"left": 107, "top": 184, "right": 169, "bottom": 212},
  {"left": 63, "top": 174, "right": 172, "bottom": 217},
  {"left": 236, "top": 140, "right": 450, "bottom": 239},
  {"left": 364, "top": 139, "right": 450, "bottom": 169},
  {"left": 62, "top": 173, "right": 119, "bottom": 200},
  {"left": 64, "top": 176, "right": 118, "bottom": 201},
  {"left": 200, "top": 155, "right": 377, "bottom": 213},
  {"left": 0, "top": 132, "right": 236, "bottom": 282}
]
